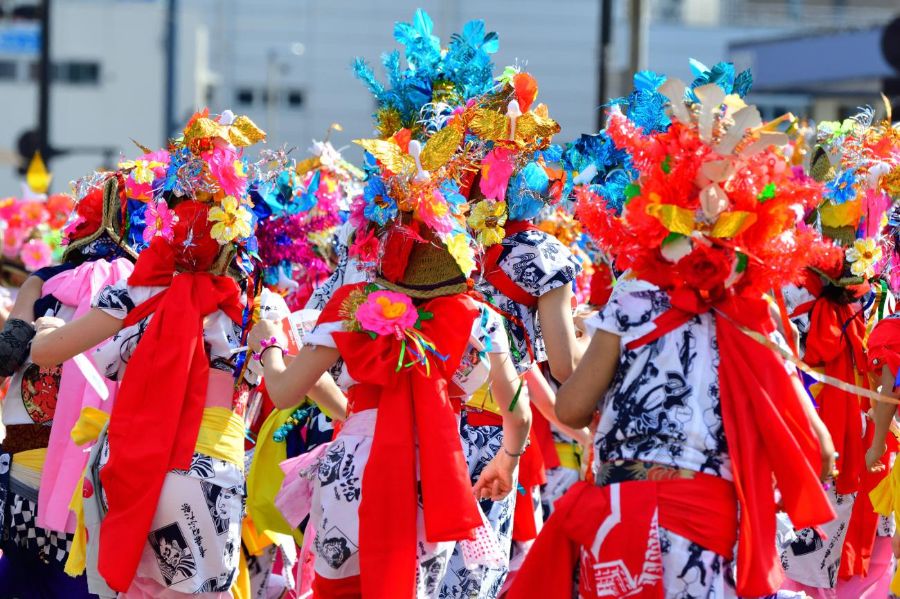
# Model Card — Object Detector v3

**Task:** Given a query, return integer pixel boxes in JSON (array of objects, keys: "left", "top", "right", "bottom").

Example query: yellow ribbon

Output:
[
  {"left": 464, "top": 383, "right": 503, "bottom": 416},
  {"left": 711, "top": 211, "right": 757, "bottom": 238},
  {"left": 870, "top": 462, "right": 900, "bottom": 595},
  {"left": 555, "top": 442, "right": 582, "bottom": 471}
]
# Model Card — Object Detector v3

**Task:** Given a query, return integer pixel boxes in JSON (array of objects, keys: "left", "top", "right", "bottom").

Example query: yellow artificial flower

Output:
[
  {"left": 467, "top": 200, "right": 508, "bottom": 247},
  {"left": 119, "top": 160, "right": 163, "bottom": 184},
  {"left": 445, "top": 232, "right": 476, "bottom": 276},
  {"left": 846, "top": 238, "right": 882, "bottom": 279},
  {"left": 208, "top": 195, "right": 252, "bottom": 243}
]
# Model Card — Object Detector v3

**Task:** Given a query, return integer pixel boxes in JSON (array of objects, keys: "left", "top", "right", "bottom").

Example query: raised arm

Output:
[
  {"left": 524, "top": 365, "right": 591, "bottom": 446},
  {"left": 31, "top": 309, "right": 123, "bottom": 367},
  {"left": 556, "top": 329, "right": 620, "bottom": 429},
  {"left": 867, "top": 365, "right": 898, "bottom": 473},
  {"left": 249, "top": 318, "right": 340, "bottom": 410},
  {"left": 0, "top": 275, "right": 45, "bottom": 376},
  {"left": 538, "top": 284, "right": 587, "bottom": 383}
]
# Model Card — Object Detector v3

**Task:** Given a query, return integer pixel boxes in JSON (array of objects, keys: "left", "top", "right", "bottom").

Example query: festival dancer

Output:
[
  {"left": 248, "top": 123, "right": 531, "bottom": 597},
  {"left": 0, "top": 182, "right": 134, "bottom": 598},
  {"left": 27, "top": 110, "right": 310, "bottom": 597},
  {"left": 780, "top": 108, "right": 900, "bottom": 596},
  {"left": 510, "top": 75, "right": 837, "bottom": 598}
]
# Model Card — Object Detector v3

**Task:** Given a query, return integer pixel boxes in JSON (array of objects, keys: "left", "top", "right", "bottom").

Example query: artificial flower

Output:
[
  {"left": 825, "top": 170, "right": 857, "bottom": 204},
  {"left": 362, "top": 178, "right": 399, "bottom": 226},
  {"left": 479, "top": 147, "right": 515, "bottom": 201},
  {"left": 444, "top": 232, "right": 476, "bottom": 276},
  {"left": 467, "top": 200, "right": 508, "bottom": 247},
  {"left": 206, "top": 147, "right": 248, "bottom": 198},
  {"left": 846, "top": 238, "right": 881, "bottom": 279},
  {"left": 208, "top": 195, "right": 253, "bottom": 243},
  {"left": 674, "top": 243, "right": 733, "bottom": 292},
  {"left": 20, "top": 239, "right": 53, "bottom": 271},
  {"left": 142, "top": 200, "right": 178, "bottom": 242},
  {"left": 349, "top": 227, "right": 380, "bottom": 263},
  {"left": 356, "top": 290, "right": 418, "bottom": 336},
  {"left": 416, "top": 189, "right": 453, "bottom": 233}
]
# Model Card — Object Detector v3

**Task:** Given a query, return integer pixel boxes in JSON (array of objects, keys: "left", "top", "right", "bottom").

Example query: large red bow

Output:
[
  {"left": 329, "top": 285, "right": 481, "bottom": 598},
  {"left": 627, "top": 288, "right": 835, "bottom": 597},
  {"left": 98, "top": 238, "right": 243, "bottom": 591}
]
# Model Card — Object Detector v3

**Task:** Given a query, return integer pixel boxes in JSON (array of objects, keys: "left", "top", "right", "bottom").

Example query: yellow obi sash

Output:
[
  {"left": 10, "top": 448, "right": 47, "bottom": 490},
  {"left": 555, "top": 441, "right": 582, "bottom": 471},
  {"left": 464, "top": 383, "right": 503, "bottom": 416},
  {"left": 870, "top": 461, "right": 900, "bottom": 595}
]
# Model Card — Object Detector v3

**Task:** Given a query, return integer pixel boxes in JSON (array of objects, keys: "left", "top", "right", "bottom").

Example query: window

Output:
[
  {"left": 0, "top": 60, "right": 15, "bottom": 80},
  {"left": 30, "top": 60, "right": 100, "bottom": 84},
  {"left": 235, "top": 88, "right": 254, "bottom": 106},
  {"left": 286, "top": 89, "right": 304, "bottom": 109}
]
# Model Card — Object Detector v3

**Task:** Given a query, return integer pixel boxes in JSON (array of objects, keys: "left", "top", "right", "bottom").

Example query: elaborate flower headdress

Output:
[
  {"left": 0, "top": 192, "right": 74, "bottom": 272},
  {"left": 566, "top": 60, "right": 753, "bottom": 217},
  {"left": 576, "top": 76, "right": 826, "bottom": 301},
  {"left": 462, "top": 68, "right": 565, "bottom": 244},
  {"left": 110, "top": 109, "right": 266, "bottom": 276},
  {"left": 354, "top": 9, "right": 499, "bottom": 140},
  {"left": 808, "top": 105, "right": 900, "bottom": 288},
  {"left": 251, "top": 140, "right": 363, "bottom": 308}
]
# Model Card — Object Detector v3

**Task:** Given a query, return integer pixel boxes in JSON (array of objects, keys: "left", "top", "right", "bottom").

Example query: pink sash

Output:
[{"left": 36, "top": 257, "right": 133, "bottom": 533}]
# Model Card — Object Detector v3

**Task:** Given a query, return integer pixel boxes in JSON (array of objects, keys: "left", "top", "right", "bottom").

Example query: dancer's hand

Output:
[
  {"left": 473, "top": 450, "right": 518, "bottom": 501},
  {"left": 248, "top": 319, "right": 286, "bottom": 352},
  {"left": 893, "top": 532, "right": 900, "bottom": 559},
  {"left": 866, "top": 441, "right": 887, "bottom": 473},
  {"left": 34, "top": 315, "right": 65, "bottom": 333}
]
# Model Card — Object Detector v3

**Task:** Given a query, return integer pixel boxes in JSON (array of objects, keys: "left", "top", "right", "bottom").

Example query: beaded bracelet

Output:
[
  {"left": 252, "top": 337, "right": 282, "bottom": 361},
  {"left": 273, "top": 405, "right": 313, "bottom": 443}
]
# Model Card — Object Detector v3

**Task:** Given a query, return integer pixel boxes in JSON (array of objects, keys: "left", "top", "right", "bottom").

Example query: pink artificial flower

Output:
[
  {"left": 479, "top": 147, "right": 516, "bottom": 201},
  {"left": 123, "top": 150, "right": 169, "bottom": 200},
  {"left": 206, "top": 146, "right": 248, "bottom": 198},
  {"left": 349, "top": 227, "right": 379, "bottom": 262},
  {"left": 143, "top": 200, "right": 178, "bottom": 242},
  {"left": 348, "top": 194, "right": 367, "bottom": 228},
  {"left": 356, "top": 290, "right": 418, "bottom": 336},
  {"left": 20, "top": 239, "right": 53, "bottom": 271},
  {"left": 61, "top": 214, "right": 86, "bottom": 240},
  {"left": 416, "top": 189, "right": 453, "bottom": 234}
]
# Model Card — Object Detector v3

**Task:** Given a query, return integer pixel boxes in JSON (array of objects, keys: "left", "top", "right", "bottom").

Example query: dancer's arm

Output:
[
  {"left": 0, "top": 276, "right": 45, "bottom": 376},
  {"left": 307, "top": 373, "right": 348, "bottom": 421},
  {"left": 473, "top": 350, "right": 532, "bottom": 501},
  {"left": 250, "top": 319, "right": 340, "bottom": 410},
  {"left": 31, "top": 309, "right": 122, "bottom": 367},
  {"left": 538, "top": 284, "right": 582, "bottom": 382},
  {"left": 555, "top": 329, "right": 620, "bottom": 429},
  {"left": 867, "top": 365, "right": 898, "bottom": 473},
  {"left": 524, "top": 365, "right": 591, "bottom": 446}
]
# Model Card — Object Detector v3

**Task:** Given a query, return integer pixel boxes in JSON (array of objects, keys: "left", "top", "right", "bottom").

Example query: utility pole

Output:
[
  {"left": 37, "top": 0, "right": 50, "bottom": 163},
  {"left": 628, "top": 0, "right": 645, "bottom": 77},
  {"left": 163, "top": 0, "right": 177, "bottom": 142},
  {"left": 596, "top": 0, "right": 612, "bottom": 130}
]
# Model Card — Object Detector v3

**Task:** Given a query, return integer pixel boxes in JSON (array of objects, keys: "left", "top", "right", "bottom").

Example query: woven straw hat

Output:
[{"left": 375, "top": 240, "right": 468, "bottom": 299}]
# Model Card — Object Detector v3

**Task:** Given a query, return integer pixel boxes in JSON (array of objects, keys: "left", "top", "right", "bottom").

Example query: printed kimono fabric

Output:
[
  {"left": 309, "top": 409, "right": 455, "bottom": 599},
  {"left": 92, "top": 435, "right": 244, "bottom": 595},
  {"left": 439, "top": 418, "right": 516, "bottom": 599},
  {"left": 541, "top": 464, "right": 580, "bottom": 519},
  {"left": 780, "top": 487, "right": 856, "bottom": 589}
]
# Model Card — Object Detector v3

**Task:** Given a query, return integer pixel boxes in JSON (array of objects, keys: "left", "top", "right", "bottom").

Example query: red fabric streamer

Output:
[
  {"left": 624, "top": 289, "right": 835, "bottom": 597},
  {"left": 323, "top": 284, "right": 482, "bottom": 598},
  {"left": 97, "top": 238, "right": 243, "bottom": 591},
  {"left": 511, "top": 427, "right": 547, "bottom": 542},
  {"left": 867, "top": 317, "right": 900, "bottom": 377},
  {"left": 803, "top": 298, "right": 868, "bottom": 494}
]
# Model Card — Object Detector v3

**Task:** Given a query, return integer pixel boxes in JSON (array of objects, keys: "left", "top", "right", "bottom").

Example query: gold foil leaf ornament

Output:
[
  {"left": 376, "top": 107, "right": 404, "bottom": 139},
  {"left": 296, "top": 156, "right": 322, "bottom": 176},
  {"left": 646, "top": 203, "right": 695, "bottom": 236},
  {"left": 353, "top": 138, "right": 416, "bottom": 177},
  {"left": 469, "top": 109, "right": 508, "bottom": 142},
  {"left": 516, "top": 112, "right": 559, "bottom": 146},
  {"left": 710, "top": 211, "right": 757, "bottom": 238},
  {"left": 183, "top": 117, "right": 221, "bottom": 145},
  {"left": 227, "top": 115, "right": 267, "bottom": 147},
  {"left": 420, "top": 125, "right": 463, "bottom": 171}
]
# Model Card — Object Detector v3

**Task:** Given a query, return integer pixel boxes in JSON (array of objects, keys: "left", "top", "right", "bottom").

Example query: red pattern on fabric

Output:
[
  {"left": 97, "top": 238, "right": 243, "bottom": 591},
  {"left": 507, "top": 476, "right": 738, "bottom": 599}
]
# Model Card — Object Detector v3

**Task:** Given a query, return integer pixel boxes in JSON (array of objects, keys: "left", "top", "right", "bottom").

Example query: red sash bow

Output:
[
  {"left": 326, "top": 284, "right": 482, "bottom": 598},
  {"left": 626, "top": 288, "right": 835, "bottom": 597},
  {"left": 98, "top": 238, "right": 243, "bottom": 592}
]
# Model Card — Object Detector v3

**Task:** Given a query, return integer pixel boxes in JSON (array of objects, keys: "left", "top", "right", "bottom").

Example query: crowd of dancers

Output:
[{"left": 1, "top": 9, "right": 900, "bottom": 599}]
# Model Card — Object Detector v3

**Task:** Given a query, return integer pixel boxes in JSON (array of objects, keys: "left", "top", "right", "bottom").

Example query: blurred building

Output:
[{"left": 0, "top": 0, "right": 898, "bottom": 195}]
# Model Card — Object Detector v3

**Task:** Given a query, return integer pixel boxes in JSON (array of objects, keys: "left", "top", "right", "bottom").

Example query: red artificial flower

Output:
[
  {"left": 674, "top": 244, "right": 733, "bottom": 292},
  {"left": 67, "top": 187, "right": 105, "bottom": 242},
  {"left": 171, "top": 200, "right": 220, "bottom": 272}
]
